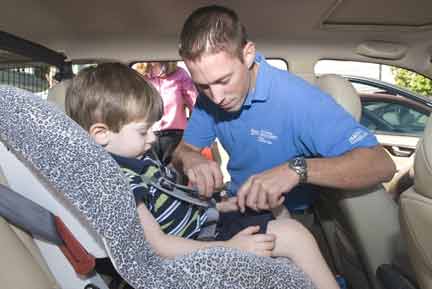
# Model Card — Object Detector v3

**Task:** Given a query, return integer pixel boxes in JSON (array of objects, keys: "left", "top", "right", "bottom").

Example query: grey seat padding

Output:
[
  {"left": 0, "top": 184, "right": 63, "bottom": 245},
  {"left": 0, "top": 86, "right": 314, "bottom": 289},
  {"left": 0, "top": 167, "right": 59, "bottom": 289}
]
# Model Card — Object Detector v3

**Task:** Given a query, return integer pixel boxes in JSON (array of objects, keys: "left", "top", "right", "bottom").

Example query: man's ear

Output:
[
  {"left": 89, "top": 123, "right": 110, "bottom": 146},
  {"left": 243, "top": 41, "right": 256, "bottom": 70}
]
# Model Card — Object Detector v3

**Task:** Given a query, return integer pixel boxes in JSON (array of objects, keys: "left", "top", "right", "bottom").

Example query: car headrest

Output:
[
  {"left": 0, "top": 86, "right": 314, "bottom": 289},
  {"left": 316, "top": 74, "right": 362, "bottom": 121},
  {"left": 47, "top": 79, "right": 71, "bottom": 111},
  {"left": 414, "top": 115, "right": 432, "bottom": 199}
]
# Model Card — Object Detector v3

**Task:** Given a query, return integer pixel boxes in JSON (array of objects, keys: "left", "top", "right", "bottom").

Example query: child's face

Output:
[{"left": 106, "top": 120, "right": 155, "bottom": 159}]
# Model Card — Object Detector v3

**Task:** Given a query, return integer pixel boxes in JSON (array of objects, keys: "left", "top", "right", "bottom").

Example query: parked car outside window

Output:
[
  {"left": 315, "top": 59, "right": 432, "bottom": 176},
  {"left": 348, "top": 76, "right": 432, "bottom": 172}
]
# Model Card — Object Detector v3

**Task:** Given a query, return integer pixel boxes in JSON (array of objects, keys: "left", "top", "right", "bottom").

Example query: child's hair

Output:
[{"left": 65, "top": 62, "right": 163, "bottom": 132}]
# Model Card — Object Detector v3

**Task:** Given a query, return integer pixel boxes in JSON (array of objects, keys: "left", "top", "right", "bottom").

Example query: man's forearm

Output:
[
  {"left": 171, "top": 140, "right": 203, "bottom": 173},
  {"left": 306, "top": 145, "right": 396, "bottom": 190}
]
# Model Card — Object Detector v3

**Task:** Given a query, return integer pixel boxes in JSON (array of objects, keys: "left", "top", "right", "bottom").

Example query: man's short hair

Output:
[
  {"left": 65, "top": 62, "right": 163, "bottom": 132},
  {"left": 179, "top": 5, "right": 248, "bottom": 61}
]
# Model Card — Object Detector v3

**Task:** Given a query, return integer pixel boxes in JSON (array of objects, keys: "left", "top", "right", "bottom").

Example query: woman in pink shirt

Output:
[{"left": 144, "top": 62, "right": 198, "bottom": 165}]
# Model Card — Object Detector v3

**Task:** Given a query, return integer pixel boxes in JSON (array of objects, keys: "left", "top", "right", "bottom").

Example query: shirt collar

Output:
[
  {"left": 243, "top": 52, "right": 270, "bottom": 107},
  {"left": 110, "top": 153, "right": 154, "bottom": 174}
]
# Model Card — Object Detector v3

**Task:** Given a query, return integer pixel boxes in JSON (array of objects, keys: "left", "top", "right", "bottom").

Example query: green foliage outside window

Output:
[{"left": 392, "top": 68, "right": 432, "bottom": 97}]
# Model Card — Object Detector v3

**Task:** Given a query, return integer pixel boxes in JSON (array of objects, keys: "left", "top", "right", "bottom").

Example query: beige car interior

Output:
[
  {"left": 46, "top": 80, "right": 70, "bottom": 111},
  {"left": 316, "top": 74, "right": 406, "bottom": 289},
  {"left": 317, "top": 74, "right": 415, "bottom": 198},
  {"left": 400, "top": 115, "right": 432, "bottom": 289},
  {"left": 0, "top": 165, "right": 59, "bottom": 289}
]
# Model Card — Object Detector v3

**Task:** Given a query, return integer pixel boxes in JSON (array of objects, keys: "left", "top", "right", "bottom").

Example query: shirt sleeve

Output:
[
  {"left": 183, "top": 95, "right": 217, "bottom": 149},
  {"left": 292, "top": 84, "right": 378, "bottom": 157}
]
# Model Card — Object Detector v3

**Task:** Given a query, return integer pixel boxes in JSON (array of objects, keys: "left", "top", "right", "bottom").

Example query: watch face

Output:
[
  {"left": 293, "top": 158, "right": 303, "bottom": 167},
  {"left": 292, "top": 157, "right": 305, "bottom": 168},
  {"left": 289, "top": 157, "right": 307, "bottom": 183}
]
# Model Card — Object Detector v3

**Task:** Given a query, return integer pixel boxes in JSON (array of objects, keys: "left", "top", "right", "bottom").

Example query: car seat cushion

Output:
[
  {"left": 414, "top": 115, "right": 432, "bottom": 198},
  {"left": 0, "top": 85, "right": 314, "bottom": 289}
]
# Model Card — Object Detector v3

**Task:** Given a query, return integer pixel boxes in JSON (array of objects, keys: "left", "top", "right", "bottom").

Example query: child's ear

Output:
[{"left": 89, "top": 123, "right": 110, "bottom": 146}]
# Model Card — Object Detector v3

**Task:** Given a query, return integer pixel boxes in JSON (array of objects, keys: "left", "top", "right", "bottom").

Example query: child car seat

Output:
[{"left": 0, "top": 85, "right": 315, "bottom": 289}]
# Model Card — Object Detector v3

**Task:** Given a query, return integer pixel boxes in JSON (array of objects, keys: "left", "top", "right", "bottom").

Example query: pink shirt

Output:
[{"left": 146, "top": 67, "right": 198, "bottom": 131}]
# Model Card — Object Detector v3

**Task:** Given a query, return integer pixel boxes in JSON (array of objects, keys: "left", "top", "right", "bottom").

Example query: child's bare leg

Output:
[
  {"left": 271, "top": 205, "right": 291, "bottom": 219},
  {"left": 267, "top": 219, "right": 339, "bottom": 289}
]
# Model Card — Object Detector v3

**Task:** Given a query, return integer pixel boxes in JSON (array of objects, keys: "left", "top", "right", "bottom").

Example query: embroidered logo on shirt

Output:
[
  {"left": 250, "top": 128, "right": 278, "bottom": 144},
  {"left": 349, "top": 129, "right": 368, "bottom": 144}
]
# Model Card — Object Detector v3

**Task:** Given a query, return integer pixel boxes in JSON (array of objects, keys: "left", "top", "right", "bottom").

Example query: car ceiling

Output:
[{"left": 2, "top": 0, "right": 432, "bottom": 76}]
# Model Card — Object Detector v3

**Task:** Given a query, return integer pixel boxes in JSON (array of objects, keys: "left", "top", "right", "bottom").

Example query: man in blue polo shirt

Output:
[{"left": 173, "top": 5, "right": 395, "bottom": 215}]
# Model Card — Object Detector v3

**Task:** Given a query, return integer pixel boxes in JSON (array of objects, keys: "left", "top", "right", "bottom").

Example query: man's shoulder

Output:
[
  {"left": 268, "top": 68, "right": 313, "bottom": 89},
  {"left": 267, "top": 68, "right": 329, "bottom": 104}
]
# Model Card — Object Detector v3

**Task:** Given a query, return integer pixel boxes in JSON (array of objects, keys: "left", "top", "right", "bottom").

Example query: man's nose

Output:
[{"left": 209, "top": 85, "right": 224, "bottom": 104}]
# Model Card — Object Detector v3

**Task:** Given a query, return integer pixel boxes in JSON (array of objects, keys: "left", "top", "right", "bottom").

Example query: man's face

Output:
[{"left": 185, "top": 49, "right": 253, "bottom": 112}]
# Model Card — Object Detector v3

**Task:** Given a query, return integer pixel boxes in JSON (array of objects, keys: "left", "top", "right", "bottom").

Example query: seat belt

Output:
[
  {"left": 142, "top": 174, "right": 214, "bottom": 208},
  {"left": 139, "top": 175, "right": 221, "bottom": 240},
  {"left": 0, "top": 184, "right": 95, "bottom": 275}
]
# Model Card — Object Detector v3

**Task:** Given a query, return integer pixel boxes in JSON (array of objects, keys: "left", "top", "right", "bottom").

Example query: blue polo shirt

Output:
[{"left": 184, "top": 52, "right": 378, "bottom": 208}]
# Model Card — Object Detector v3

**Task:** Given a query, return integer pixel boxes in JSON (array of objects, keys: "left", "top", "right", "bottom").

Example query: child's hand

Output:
[
  {"left": 226, "top": 226, "right": 275, "bottom": 257},
  {"left": 216, "top": 196, "right": 239, "bottom": 212}
]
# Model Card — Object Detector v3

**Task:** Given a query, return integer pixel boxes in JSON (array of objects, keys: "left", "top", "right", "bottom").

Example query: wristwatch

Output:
[{"left": 287, "top": 157, "right": 308, "bottom": 183}]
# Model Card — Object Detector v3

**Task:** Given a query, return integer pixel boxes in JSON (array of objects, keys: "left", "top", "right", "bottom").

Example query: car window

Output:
[
  {"left": 72, "top": 63, "right": 98, "bottom": 74},
  {"left": 265, "top": 59, "right": 289, "bottom": 71},
  {"left": 0, "top": 63, "right": 58, "bottom": 99},
  {"left": 351, "top": 82, "right": 389, "bottom": 94},
  {"left": 361, "top": 101, "right": 428, "bottom": 136},
  {"left": 315, "top": 59, "right": 432, "bottom": 138},
  {"left": 0, "top": 60, "right": 98, "bottom": 99},
  {"left": 315, "top": 60, "right": 432, "bottom": 97},
  {"left": 316, "top": 60, "right": 395, "bottom": 82}
]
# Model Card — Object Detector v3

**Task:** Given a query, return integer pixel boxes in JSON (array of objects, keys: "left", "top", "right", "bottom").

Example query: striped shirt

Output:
[{"left": 111, "top": 153, "right": 208, "bottom": 239}]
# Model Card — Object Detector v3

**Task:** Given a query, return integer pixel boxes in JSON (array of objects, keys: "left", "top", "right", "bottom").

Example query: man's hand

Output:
[
  {"left": 174, "top": 141, "right": 224, "bottom": 198},
  {"left": 226, "top": 226, "right": 275, "bottom": 257},
  {"left": 185, "top": 156, "right": 224, "bottom": 198},
  {"left": 237, "top": 163, "right": 300, "bottom": 212},
  {"left": 216, "top": 197, "right": 239, "bottom": 212}
]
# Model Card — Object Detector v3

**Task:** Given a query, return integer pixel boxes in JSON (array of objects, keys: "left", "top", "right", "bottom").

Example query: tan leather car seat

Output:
[
  {"left": 400, "top": 114, "right": 432, "bottom": 289},
  {"left": 0, "top": 166, "right": 59, "bottom": 289},
  {"left": 47, "top": 79, "right": 71, "bottom": 110},
  {"left": 316, "top": 74, "right": 401, "bottom": 289},
  {"left": 316, "top": 74, "right": 362, "bottom": 121}
]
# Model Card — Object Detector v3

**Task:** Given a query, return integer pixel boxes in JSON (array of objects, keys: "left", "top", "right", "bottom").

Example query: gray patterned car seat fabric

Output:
[{"left": 0, "top": 85, "right": 315, "bottom": 289}]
